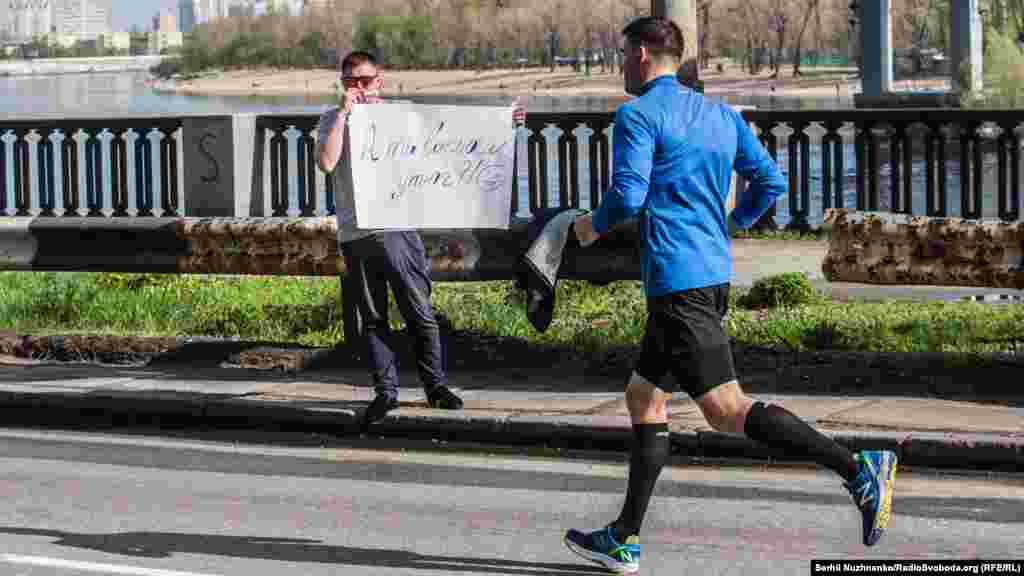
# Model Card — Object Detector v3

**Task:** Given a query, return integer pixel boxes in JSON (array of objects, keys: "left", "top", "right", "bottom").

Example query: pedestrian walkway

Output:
[
  {"left": 0, "top": 355, "right": 1019, "bottom": 472},
  {"left": 0, "top": 238, "right": 1021, "bottom": 472}
]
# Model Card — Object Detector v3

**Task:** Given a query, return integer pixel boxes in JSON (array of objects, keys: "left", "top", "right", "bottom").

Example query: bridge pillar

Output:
[
  {"left": 180, "top": 114, "right": 257, "bottom": 217},
  {"left": 651, "top": 0, "right": 699, "bottom": 89},
  {"left": 859, "top": 0, "right": 893, "bottom": 98},
  {"left": 951, "top": 0, "right": 984, "bottom": 95}
]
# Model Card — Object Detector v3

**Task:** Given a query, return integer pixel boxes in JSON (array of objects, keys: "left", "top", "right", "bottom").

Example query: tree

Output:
[
  {"left": 619, "top": 0, "right": 647, "bottom": 19},
  {"left": 765, "top": 0, "right": 791, "bottom": 78},
  {"left": 537, "top": 0, "right": 569, "bottom": 71},
  {"left": 593, "top": 0, "right": 622, "bottom": 74},
  {"left": 896, "top": 0, "right": 932, "bottom": 74},
  {"left": 1003, "top": 0, "right": 1024, "bottom": 36},
  {"left": 319, "top": 0, "right": 357, "bottom": 62},
  {"left": 157, "top": 0, "right": 859, "bottom": 75},
  {"left": 698, "top": 0, "right": 712, "bottom": 69},
  {"left": 726, "top": 0, "right": 770, "bottom": 74},
  {"left": 790, "top": 0, "right": 821, "bottom": 76},
  {"left": 437, "top": 0, "right": 474, "bottom": 67}
]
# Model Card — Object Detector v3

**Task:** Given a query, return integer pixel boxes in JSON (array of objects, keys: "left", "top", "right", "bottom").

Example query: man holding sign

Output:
[
  {"left": 317, "top": 51, "right": 525, "bottom": 429},
  {"left": 564, "top": 17, "right": 897, "bottom": 574}
]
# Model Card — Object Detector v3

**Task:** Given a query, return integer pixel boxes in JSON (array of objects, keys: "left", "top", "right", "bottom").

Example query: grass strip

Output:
[{"left": 1, "top": 272, "right": 1022, "bottom": 357}]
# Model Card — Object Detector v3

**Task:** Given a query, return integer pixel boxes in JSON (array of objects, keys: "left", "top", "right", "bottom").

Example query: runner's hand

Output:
[{"left": 574, "top": 213, "right": 600, "bottom": 247}]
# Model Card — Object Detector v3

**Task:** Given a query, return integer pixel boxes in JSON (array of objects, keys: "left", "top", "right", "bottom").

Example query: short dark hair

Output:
[
  {"left": 340, "top": 50, "right": 377, "bottom": 74},
  {"left": 621, "top": 17, "right": 684, "bottom": 61}
]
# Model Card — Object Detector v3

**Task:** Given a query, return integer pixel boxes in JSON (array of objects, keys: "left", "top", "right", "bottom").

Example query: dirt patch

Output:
[{"left": 0, "top": 332, "right": 180, "bottom": 365}]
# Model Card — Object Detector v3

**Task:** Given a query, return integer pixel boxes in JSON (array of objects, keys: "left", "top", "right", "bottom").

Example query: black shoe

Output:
[
  {"left": 361, "top": 393, "right": 399, "bottom": 432},
  {"left": 426, "top": 385, "right": 463, "bottom": 410}
]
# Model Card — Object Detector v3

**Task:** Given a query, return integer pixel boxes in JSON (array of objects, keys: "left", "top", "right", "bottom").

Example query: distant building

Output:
[
  {"left": 228, "top": 0, "right": 254, "bottom": 18},
  {"left": 178, "top": 0, "right": 236, "bottom": 33},
  {"left": 178, "top": 0, "right": 197, "bottom": 33},
  {"left": 208, "top": 0, "right": 231, "bottom": 20},
  {"left": 54, "top": 0, "right": 112, "bottom": 41},
  {"left": 0, "top": 1, "right": 8, "bottom": 40},
  {"left": 159, "top": 12, "right": 177, "bottom": 33},
  {"left": 9, "top": 0, "right": 52, "bottom": 41}
]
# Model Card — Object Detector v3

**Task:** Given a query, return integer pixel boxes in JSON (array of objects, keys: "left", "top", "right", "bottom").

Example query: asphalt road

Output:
[{"left": 0, "top": 428, "right": 1020, "bottom": 576}]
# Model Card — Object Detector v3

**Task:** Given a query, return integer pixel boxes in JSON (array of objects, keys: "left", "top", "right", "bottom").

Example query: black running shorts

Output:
[{"left": 634, "top": 283, "right": 737, "bottom": 398}]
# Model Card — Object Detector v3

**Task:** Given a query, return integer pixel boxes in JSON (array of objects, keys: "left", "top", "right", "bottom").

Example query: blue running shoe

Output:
[
  {"left": 844, "top": 450, "right": 898, "bottom": 546},
  {"left": 564, "top": 526, "right": 640, "bottom": 574}
]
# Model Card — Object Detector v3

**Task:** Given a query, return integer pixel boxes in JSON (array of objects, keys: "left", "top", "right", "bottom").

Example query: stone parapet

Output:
[{"left": 822, "top": 209, "right": 1024, "bottom": 289}]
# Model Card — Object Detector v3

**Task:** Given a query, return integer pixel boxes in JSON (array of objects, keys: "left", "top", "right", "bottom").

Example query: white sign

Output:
[{"left": 346, "top": 102, "right": 516, "bottom": 230}]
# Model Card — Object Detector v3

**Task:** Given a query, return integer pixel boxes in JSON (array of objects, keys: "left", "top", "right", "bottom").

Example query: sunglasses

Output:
[{"left": 341, "top": 74, "right": 379, "bottom": 87}]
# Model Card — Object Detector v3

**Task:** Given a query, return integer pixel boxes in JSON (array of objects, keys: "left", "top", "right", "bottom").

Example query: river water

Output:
[{"left": 0, "top": 71, "right": 1010, "bottom": 226}]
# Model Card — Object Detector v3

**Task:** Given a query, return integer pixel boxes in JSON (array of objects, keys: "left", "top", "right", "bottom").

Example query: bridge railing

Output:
[
  {"left": 0, "top": 116, "right": 184, "bottom": 218},
  {"left": 3, "top": 108, "right": 1024, "bottom": 226},
  {"left": 250, "top": 112, "right": 616, "bottom": 221}
]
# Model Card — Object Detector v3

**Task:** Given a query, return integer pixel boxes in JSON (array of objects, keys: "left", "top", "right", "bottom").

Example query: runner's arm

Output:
[
  {"left": 591, "top": 105, "right": 654, "bottom": 236},
  {"left": 729, "top": 109, "right": 787, "bottom": 228}
]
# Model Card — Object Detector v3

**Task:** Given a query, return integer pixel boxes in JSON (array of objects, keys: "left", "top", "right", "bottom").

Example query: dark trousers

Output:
[{"left": 341, "top": 231, "right": 445, "bottom": 398}]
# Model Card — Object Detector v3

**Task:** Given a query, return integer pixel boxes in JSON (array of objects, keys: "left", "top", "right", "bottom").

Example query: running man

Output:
[{"left": 564, "top": 17, "right": 897, "bottom": 574}]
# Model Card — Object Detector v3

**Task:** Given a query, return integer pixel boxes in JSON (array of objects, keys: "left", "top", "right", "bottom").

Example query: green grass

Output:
[{"left": 1, "top": 272, "right": 1022, "bottom": 356}]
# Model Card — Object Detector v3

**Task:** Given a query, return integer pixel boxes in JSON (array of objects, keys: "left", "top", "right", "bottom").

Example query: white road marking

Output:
[{"left": 0, "top": 554, "right": 221, "bottom": 576}]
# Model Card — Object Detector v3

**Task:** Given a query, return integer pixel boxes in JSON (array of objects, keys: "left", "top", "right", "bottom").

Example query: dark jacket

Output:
[{"left": 516, "top": 207, "right": 586, "bottom": 332}]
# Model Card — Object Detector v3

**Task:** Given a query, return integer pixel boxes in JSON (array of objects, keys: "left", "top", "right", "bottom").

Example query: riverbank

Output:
[
  {"left": 151, "top": 63, "right": 952, "bottom": 102},
  {"left": 0, "top": 56, "right": 162, "bottom": 77}
]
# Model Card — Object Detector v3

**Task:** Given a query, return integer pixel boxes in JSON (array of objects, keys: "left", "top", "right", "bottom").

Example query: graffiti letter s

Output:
[{"left": 199, "top": 131, "right": 220, "bottom": 184}]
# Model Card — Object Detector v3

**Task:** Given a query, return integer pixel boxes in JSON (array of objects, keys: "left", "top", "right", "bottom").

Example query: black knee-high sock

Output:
[
  {"left": 744, "top": 401, "right": 860, "bottom": 482},
  {"left": 612, "top": 423, "right": 670, "bottom": 541}
]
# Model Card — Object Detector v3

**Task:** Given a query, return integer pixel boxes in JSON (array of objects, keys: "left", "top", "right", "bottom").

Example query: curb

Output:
[
  {"left": 0, "top": 391, "right": 1019, "bottom": 472},
  {"left": 6, "top": 334, "right": 1024, "bottom": 403}
]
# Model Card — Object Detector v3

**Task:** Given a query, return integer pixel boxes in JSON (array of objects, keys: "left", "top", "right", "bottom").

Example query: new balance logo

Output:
[
  {"left": 656, "top": 432, "right": 669, "bottom": 437},
  {"left": 858, "top": 490, "right": 875, "bottom": 508}
]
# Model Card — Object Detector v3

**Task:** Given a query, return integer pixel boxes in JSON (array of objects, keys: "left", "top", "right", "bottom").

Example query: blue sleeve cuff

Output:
[
  {"left": 730, "top": 208, "right": 751, "bottom": 229},
  {"left": 591, "top": 205, "right": 611, "bottom": 236}
]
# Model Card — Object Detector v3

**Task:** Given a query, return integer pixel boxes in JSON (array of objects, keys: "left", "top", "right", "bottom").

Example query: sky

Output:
[{"left": 112, "top": 0, "right": 180, "bottom": 32}]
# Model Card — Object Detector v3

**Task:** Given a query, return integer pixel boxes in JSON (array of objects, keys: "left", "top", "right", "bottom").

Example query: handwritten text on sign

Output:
[{"left": 347, "top": 103, "right": 516, "bottom": 230}]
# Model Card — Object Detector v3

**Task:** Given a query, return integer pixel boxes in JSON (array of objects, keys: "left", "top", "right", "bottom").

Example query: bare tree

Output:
[
  {"left": 593, "top": 0, "right": 627, "bottom": 74},
  {"left": 726, "top": 0, "right": 769, "bottom": 74},
  {"left": 619, "top": 0, "right": 648, "bottom": 19},
  {"left": 763, "top": 0, "right": 791, "bottom": 78},
  {"left": 698, "top": 0, "right": 712, "bottom": 69},
  {"left": 1006, "top": 0, "right": 1024, "bottom": 36},
  {"left": 438, "top": 0, "right": 474, "bottom": 66},
  {"left": 576, "top": 3, "right": 605, "bottom": 75},
  {"left": 536, "top": 0, "right": 568, "bottom": 71},
  {"left": 902, "top": 0, "right": 932, "bottom": 73},
  {"left": 556, "top": 0, "right": 588, "bottom": 73},
  {"left": 181, "top": 0, "right": 864, "bottom": 74},
  {"left": 790, "top": 0, "right": 820, "bottom": 76}
]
